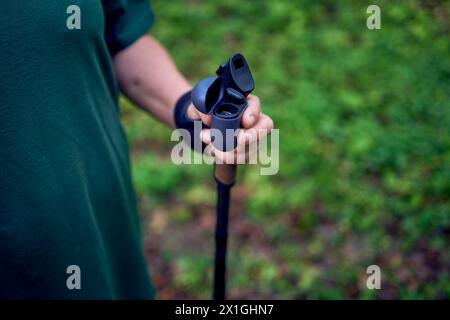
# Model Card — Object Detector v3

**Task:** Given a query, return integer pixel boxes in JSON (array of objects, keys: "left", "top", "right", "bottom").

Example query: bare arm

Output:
[{"left": 113, "top": 35, "right": 192, "bottom": 128}]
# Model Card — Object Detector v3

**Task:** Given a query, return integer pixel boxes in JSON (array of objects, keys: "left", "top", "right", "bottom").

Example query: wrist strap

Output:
[{"left": 174, "top": 90, "right": 205, "bottom": 152}]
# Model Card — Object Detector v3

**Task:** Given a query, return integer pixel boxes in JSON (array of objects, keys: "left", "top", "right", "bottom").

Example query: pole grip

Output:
[{"left": 214, "top": 163, "right": 237, "bottom": 186}]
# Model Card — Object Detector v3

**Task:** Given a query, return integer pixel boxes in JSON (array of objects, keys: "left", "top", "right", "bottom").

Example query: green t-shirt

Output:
[{"left": 0, "top": 1, "right": 156, "bottom": 299}]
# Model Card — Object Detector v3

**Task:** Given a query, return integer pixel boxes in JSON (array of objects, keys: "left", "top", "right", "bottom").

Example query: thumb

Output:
[
  {"left": 186, "top": 104, "right": 201, "bottom": 120},
  {"left": 198, "top": 110, "right": 212, "bottom": 127}
]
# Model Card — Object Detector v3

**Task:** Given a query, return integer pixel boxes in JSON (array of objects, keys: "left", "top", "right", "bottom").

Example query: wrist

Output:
[
  {"left": 173, "top": 90, "right": 193, "bottom": 129},
  {"left": 173, "top": 90, "right": 206, "bottom": 152}
]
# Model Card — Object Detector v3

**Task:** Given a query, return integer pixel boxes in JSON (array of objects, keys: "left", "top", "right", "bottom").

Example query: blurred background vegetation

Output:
[{"left": 120, "top": 0, "right": 450, "bottom": 299}]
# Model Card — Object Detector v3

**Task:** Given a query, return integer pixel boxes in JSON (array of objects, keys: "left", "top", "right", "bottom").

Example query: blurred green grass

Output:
[{"left": 120, "top": 0, "right": 450, "bottom": 299}]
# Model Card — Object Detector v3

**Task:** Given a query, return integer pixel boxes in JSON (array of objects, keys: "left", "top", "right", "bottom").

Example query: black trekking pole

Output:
[
  {"left": 191, "top": 53, "right": 254, "bottom": 300},
  {"left": 213, "top": 163, "right": 235, "bottom": 300}
]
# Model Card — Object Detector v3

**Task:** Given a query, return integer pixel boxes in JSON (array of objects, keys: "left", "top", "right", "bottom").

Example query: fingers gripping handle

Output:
[{"left": 191, "top": 53, "right": 254, "bottom": 152}]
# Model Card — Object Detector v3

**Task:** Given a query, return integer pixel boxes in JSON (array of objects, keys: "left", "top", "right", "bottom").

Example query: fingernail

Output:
[{"left": 248, "top": 114, "right": 255, "bottom": 125}]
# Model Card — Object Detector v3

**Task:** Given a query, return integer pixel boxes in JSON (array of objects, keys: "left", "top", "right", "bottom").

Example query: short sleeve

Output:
[{"left": 102, "top": 0, "right": 155, "bottom": 55}]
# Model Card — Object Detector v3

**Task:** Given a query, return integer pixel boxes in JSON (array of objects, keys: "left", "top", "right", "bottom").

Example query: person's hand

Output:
[{"left": 187, "top": 95, "right": 274, "bottom": 164}]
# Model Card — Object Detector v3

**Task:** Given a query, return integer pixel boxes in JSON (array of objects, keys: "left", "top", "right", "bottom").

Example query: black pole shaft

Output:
[{"left": 213, "top": 182, "right": 231, "bottom": 300}]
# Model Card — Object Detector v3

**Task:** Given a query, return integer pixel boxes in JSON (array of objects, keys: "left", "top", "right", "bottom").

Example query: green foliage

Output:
[{"left": 122, "top": 0, "right": 450, "bottom": 299}]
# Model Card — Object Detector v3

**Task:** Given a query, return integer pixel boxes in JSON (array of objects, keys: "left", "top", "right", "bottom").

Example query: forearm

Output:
[{"left": 113, "top": 35, "right": 191, "bottom": 128}]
